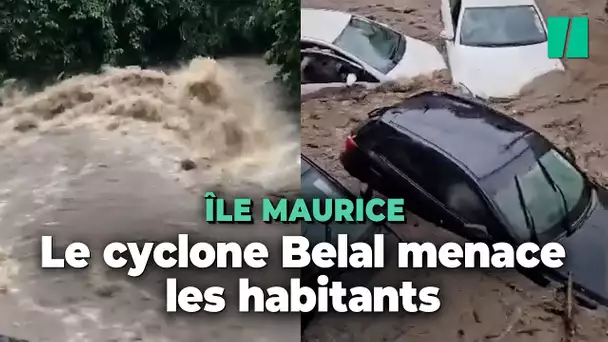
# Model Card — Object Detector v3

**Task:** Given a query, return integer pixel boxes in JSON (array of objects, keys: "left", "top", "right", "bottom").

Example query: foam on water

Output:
[{"left": 0, "top": 57, "right": 299, "bottom": 195}]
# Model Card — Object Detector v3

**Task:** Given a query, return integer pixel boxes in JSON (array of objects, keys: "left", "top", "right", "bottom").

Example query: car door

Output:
[
  {"left": 368, "top": 136, "right": 455, "bottom": 226},
  {"left": 301, "top": 49, "right": 380, "bottom": 95},
  {"left": 369, "top": 134, "right": 495, "bottom": 240},
  {"left": 424, "top": 154, "right": 500, "bottom": 241}
]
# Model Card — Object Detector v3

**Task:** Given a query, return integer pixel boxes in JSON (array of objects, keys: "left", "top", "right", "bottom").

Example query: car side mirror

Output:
[
  {"left": 346, "top": 73, "right": 357, "bottom": 86},
  {"left": 439, "top": 29, "right": 454, "bottom": 40}
]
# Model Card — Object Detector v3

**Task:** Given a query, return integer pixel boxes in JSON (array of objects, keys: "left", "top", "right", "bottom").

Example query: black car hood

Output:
[{"left": 558, "top": 186, "right": 608, "bottom": 304}]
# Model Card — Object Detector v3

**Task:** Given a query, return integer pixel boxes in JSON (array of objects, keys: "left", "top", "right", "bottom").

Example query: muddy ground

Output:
[{"left": 302, "top": 0, "right": 608, "bottom": 341}]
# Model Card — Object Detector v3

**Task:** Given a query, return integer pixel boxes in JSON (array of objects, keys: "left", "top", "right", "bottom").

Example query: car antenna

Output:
[
  {"left": 537, "top": 158, "right": 572, "bottom": 235},
  {"left": 514, "top": 175, "right": 539, "bottom": 244}
]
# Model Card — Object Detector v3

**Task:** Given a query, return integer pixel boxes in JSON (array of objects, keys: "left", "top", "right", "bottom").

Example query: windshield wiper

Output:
[
  {"left": 514, "top": 175, "right": 539, "bottom": 244},
  {"left": 388, "top": 35, "right": 402, "bottom": 63},
  {"left": 537, "top": 159, "right": 573, "bottom": 236}
]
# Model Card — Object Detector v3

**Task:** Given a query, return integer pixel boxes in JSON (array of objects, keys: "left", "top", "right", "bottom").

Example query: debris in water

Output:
[
  {"left": 0, "top": 247, "right": 17, "bottom": 294},
  {"left": 564, "top": 271, "right": 576, "bottom": 342},
  {"left": 485, "top": 307, "right": 522, "bottom": 341},
  {"left": 0, "top": 57, "right": 300, "bottom": 196},
  {"left": 106, "top": 121, "right": 120, "bottom": 131},
  {"left": 13, "top": 117, "right": 38, "bottom": 132},
  {"left": 180, "top": 158, "right": 197, "bottom": 171}
]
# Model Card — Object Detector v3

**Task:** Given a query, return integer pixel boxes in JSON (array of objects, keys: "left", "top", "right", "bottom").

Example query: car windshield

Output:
[
  {"left": 301, "top": 159, "right": 372, "bottom": 245},
  {"left": 459, "top": 6, "right": 547, "bottom": 47},
  {"left": 491, "top": 149, "right": 590, "bottom": 242},
  {"left": 333, "top": 17, "right": 404, "bottom": 74}
]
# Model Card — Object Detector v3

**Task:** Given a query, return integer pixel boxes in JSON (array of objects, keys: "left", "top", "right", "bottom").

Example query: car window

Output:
[
  {"left": 301, "top": 51, "right": 379, "bottom": 84},
  {"left": 378, "top": 137, "right": 490, "bottom": 224},
  {"left": 301, "top": 162, "right": 372, "bottom": 245},
  {"left": 436, "top": 169, "right": 491, "bottom": 225},
  {"left": 301, "top": 52, "right": 344, "bottom": 84},
  {"left": 373, "top": 137, "right": 426, "bottom": 184},
  {"left": 301, "top": 159, "right": 311, "bottom": 173},
  {"left": 301, "top": 43, "right": 356, "bottom": 63},
  {"left": 333, "top": 17, "right": 405, "bottom": 74},
  {"left": 459, "top": 5, "right": 547, "bottom": 47},
  {"left": 491, "top": 149, "right": 591, "bottom": 242}
]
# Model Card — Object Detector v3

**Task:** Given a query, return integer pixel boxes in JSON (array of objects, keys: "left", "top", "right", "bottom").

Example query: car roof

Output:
[
  {"left": 461, "top": 0, "right": 538, "bottom": 8},
  {"left": 301, "top": 8, "right": 351, "bottom": 43},
  {"left": 381, "top": 92, "right": 535, "bottom": 179}
]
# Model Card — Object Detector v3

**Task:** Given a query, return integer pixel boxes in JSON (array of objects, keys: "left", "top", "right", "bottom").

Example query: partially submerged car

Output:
[
  {"left": 301, "top": 154, "right": 401, "bottom": 329},
  {"left": 301, "top": 8, "right": 447, "bottom": 95},
  {"left": 439, "top": 0, "right": 564, "bottom": 99},
  {"left": 339, "top": 91, "right": 608, "bottom": 306}
]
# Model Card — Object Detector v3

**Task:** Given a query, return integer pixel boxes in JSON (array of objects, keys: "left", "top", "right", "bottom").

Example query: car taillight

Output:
[{"left": 345, "top": 135, "right": 358, "bottom": 152}]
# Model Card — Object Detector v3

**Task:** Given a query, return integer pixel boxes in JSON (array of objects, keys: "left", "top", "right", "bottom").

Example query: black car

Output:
[
  {"left": 340, "top": 90, "right": 608, "bottom": 307},
  {"left": 300, "top": 154, "right": 401, "bottom": 329}
]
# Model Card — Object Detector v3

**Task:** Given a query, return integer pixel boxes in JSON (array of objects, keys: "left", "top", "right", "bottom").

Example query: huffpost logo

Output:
[{"left": 547, "top": 16, "right": 589, "bottom": 59}]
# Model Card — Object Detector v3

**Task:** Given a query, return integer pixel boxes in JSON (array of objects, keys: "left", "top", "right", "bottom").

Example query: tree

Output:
[
  {"left": 261, "top": 0, "right": 300, "bottom": 96},
  {"left": 0, "top": 0, "right": 298, "bottom": 97}
]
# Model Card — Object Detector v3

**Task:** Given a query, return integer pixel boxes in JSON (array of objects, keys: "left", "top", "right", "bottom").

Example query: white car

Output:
[
  {"left": 301, "top": 8, "right": 447, "bottom": 95},
  {"left": 439, "top": 0, "right": 564, "bottom": 99}
]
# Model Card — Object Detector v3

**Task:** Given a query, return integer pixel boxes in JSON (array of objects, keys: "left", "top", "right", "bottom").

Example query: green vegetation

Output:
[{"left": 0, "top": 0, "right": 299, "bottom": 95}]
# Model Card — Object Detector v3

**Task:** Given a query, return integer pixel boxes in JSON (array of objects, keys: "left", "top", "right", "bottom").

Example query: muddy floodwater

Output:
[
  {"left": 0, "top": 56, "right": 300, "bottom": 341},
  {"left": 302, "top": 0, "right": 608, "bottom": 341}
]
